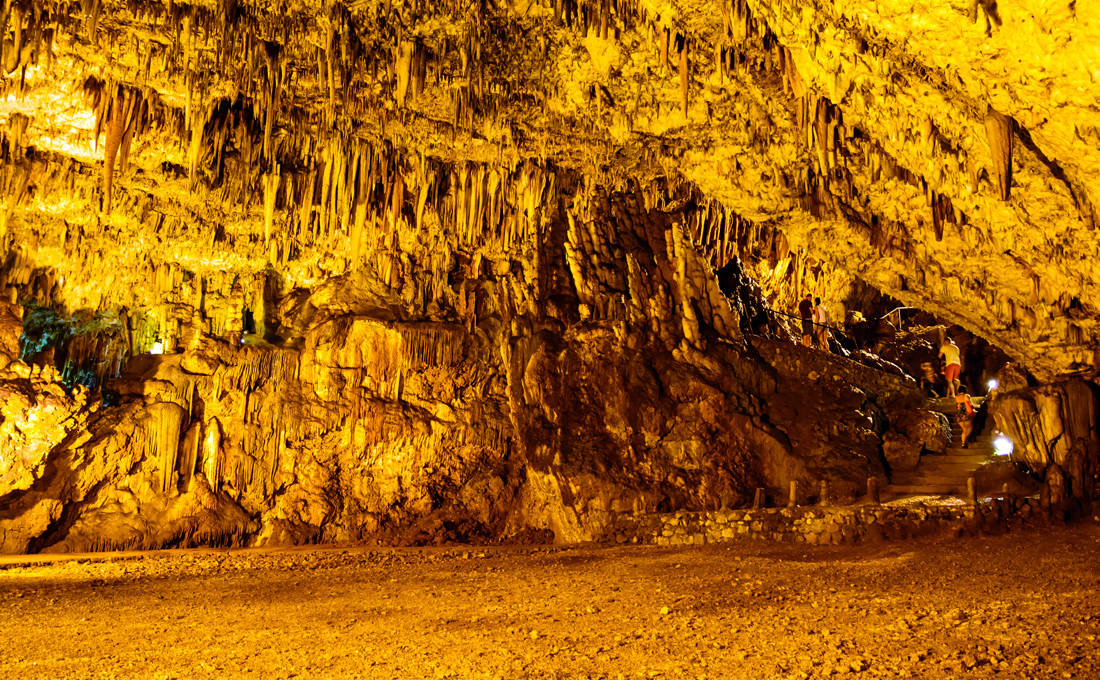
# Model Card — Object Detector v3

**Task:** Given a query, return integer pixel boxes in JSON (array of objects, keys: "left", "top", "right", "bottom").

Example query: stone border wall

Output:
[
  {"left": 606, "top": 497, "right": 1048, "bottom": 546},
  {"left": 751, "top": 336, "right": 920, "bottom": 404}
]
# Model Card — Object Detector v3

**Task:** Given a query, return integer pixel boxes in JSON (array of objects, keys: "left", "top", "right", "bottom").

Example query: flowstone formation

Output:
[
  {"left": 0, "top": 1, "right": 1098, "bottom": 551},
  {"left": 1, "top": 183, "right": 925, "bottom": 550}
]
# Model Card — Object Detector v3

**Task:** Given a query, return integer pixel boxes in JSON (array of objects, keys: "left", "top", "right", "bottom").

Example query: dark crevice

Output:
[{"left": 1015, "top": 121, "right": 1098, "bottom": 230}]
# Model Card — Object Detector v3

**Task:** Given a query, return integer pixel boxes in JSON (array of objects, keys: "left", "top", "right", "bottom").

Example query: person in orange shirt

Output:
[{"left": 955, "top": 386, "right": 976, "bottom": 447}]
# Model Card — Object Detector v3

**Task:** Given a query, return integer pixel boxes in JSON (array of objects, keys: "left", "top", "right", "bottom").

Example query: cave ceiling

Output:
[{"left": 1, "top": 0, "right": 1098, "bottom": 380}]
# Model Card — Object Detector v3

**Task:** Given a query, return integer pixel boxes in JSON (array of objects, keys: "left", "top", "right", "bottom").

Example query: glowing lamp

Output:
[
  {"left": 987, "top": 379, "right": 999, "bottom": 392},
  {"left": 993, "top": 434, "right": 1014, "bottom": 457},
  {"left": 150, "top": 341, "right": 164, "bottom": 355}
]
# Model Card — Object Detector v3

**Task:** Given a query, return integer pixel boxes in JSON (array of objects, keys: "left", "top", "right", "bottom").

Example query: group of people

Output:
[
  {"left": 797, "top": 293, "right": 831, "bottom": 350},
  {"left": 794, "top": 294, "right": 980, "bottom": 447},
  {"left": 941, "top": 336, "right": 979, "bottom": 447}
]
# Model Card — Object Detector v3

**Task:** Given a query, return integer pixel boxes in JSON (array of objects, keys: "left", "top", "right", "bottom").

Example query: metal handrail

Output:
[
  {"left": 760, "top": 308, "right": 914, "bottom": 380},
  {"left": 769, "top": 308, "right": 853, "bottom": 343}
]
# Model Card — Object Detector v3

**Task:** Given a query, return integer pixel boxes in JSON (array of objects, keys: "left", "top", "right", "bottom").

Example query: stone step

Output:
[
  {"left": 887, "top": 483, "right": 965, "bottom": 495},
  {"left": 947, "top": 448, "right": 995, "bottom": 456},
  {"left": 949, "top": 426, "right": 988, "bottom": 435},
  {"left": 926, "top": 452, "right": 994, "bottom": 463},
  {"left": 915, "top": 462, "right": 989, "bottom": 475},
  {"left": 947, "top": 444, "right": 994, "bottom": 452},
  {"left": 945, "top": 447, "right": 994, "bottom": 456},
  {"left": 892, "top": 473, "right": 974, "bottom": 486},
  {"left": 950, "top": 434, "right": 993, "bottom": 442},
  {"left": 900, "top": 464, "right": 981, "bottom": 476},
  {"left": 895, "top": 468, "right": 973, "bottom": 479}
]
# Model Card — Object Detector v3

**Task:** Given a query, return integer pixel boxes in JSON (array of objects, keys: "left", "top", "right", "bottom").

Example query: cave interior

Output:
[{"left": 0, "top": 0, "right": 1098, "bottom": 554}]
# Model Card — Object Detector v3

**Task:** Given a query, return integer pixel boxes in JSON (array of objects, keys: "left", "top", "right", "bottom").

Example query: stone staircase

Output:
[{"left": 888, "top": 397, "right": 995, "bottom": 496}]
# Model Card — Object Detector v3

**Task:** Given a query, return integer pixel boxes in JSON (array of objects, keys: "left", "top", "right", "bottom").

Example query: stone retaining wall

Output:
[
  {"left": 751, "top": 336, "right": 920, "bottom": 406},
  {"left": 607, "top": 497, "right": 1050, "bottom": 546}
]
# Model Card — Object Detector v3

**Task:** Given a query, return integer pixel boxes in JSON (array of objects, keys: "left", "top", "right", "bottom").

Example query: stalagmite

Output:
[
  {"left": 179, "top": 422, "right": 201, "bottom": 488},
  {"left": 146, "top": 402, "right": 187, "bottom": 495}
]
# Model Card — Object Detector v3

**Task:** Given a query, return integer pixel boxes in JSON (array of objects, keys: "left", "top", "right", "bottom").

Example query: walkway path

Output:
[
  {"left": 3, "top": 529, "right": 1099, "bottom": 678},
  {"left": 888, "top": 397, "right": 996, "bottom": 496}
]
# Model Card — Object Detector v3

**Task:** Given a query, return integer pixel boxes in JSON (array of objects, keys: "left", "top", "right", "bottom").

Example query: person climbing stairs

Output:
[{"left": 887, "top": 396, "right": 996, "bottom": 496}]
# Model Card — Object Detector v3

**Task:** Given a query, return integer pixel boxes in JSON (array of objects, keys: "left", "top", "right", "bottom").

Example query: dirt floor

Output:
[{"left": 2, "top": 526, "right": 1099, "bottom": 679}]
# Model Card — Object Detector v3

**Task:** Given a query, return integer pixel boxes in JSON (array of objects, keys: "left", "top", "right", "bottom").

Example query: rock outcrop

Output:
[
  {"left": 1, "top": 186, "right": 937, "bottom": 551},
  {"left": 990, "top": 379, "right": 1100, "bottom": 504}
]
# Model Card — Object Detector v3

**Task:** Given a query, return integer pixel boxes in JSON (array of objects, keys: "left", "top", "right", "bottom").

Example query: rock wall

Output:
[
  {"left": 609, "top": 497, "right": 1056, "bottom": 547},
  {"left": 0, "top": 186, "right": 938, "bottom": 552},
  {"left": 990, "top": 379, "right": 1100, "bottom": 502}
]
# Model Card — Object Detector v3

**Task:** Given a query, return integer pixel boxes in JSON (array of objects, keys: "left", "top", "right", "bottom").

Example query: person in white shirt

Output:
[
  {"left": 813, "top": 297, "right": 830, "bottom": 350},
  {"left": 939, "top": 337, "right": 962, "bottom": 397}
]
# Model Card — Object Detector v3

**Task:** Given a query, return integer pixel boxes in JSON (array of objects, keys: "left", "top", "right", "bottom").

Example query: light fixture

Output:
[
  {"left": 987, "top": 378, "right": 999, "bottom": 392},
  {"left": 993, "top": 434, "right": 1014, "bottom": 457},
  {"left": 150, "top": 341, "right": 163, "bottom": 355}
]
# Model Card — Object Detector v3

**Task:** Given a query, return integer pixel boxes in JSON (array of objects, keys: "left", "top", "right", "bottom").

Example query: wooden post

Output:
[
  {"left": 788, "top": 480, "right": 798, "bottom": 508},
  {"left": 753, "top": 488, "right": 765, "bottom": 509},
  {"left": 967, "top": 476, "right": 977, "bottom": 505},
  {"left": 819, "top": 480, "right": 829, "bottom": 506},
  {"left": 867, "top": 477, "right": 879, "bottom": 505}
]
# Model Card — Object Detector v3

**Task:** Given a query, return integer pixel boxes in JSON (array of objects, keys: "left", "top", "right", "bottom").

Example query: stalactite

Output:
[
  {"left": 660, "top": 27, "right": 669, "bottom": 72},
  {"left": 984, "top": 107, "right": 1014, "bottom": 201},
  {"left": 394, "top": 39, "right": 427, "bottom": 106},
  {"left": 2, "top": 4, "right": 25, "bottom": 75},
  {"left": 263, "top": 169, "right": 279, "bottom": 244},
  {"left": 678, "top": 35, "right": 689, "bottom": 117}
]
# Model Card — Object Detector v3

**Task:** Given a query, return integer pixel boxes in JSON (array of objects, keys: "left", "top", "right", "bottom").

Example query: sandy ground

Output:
[{"left": 2, "top": 527, "right": 1099, "bottom": 679}]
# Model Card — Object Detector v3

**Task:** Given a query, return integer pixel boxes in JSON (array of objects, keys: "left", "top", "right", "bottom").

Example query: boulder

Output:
[{"left": 884, "top": 409, "right": 951, "bottom": 471}]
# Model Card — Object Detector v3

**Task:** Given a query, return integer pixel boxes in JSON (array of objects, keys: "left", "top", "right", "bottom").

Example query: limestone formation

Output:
[
  {"left": 990, "top": 379, "right": 1100, "bottom": 504},
  {"left": 882, "top": 409, "right": 951, "bottom": 472},
  {"left": 0, "top": 1, "right": 1097, "bottom": 551}
]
